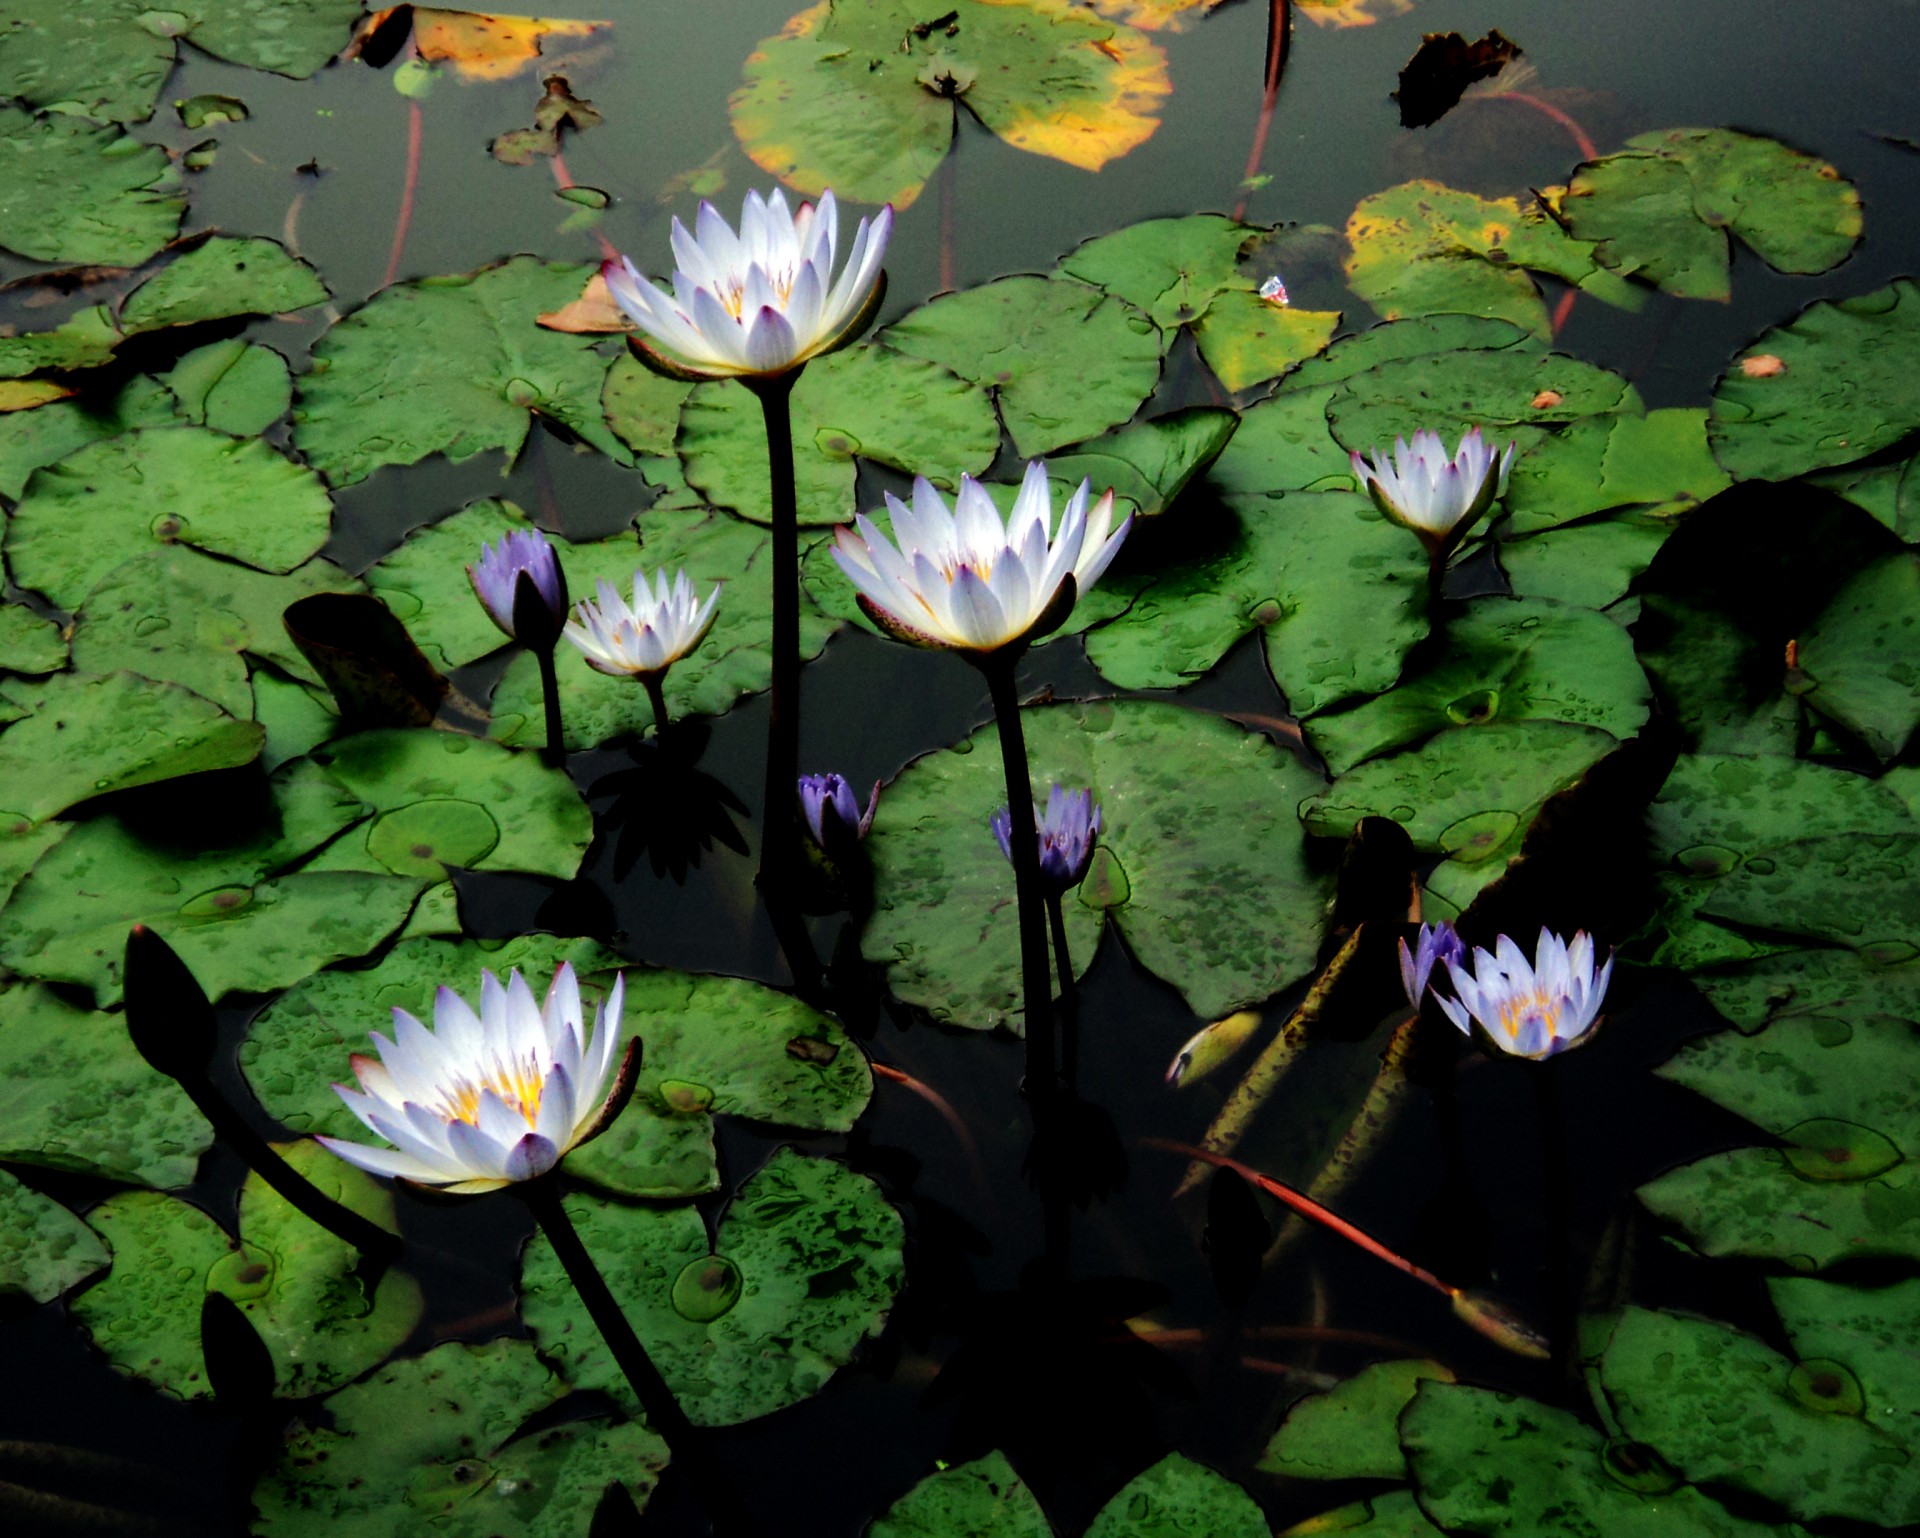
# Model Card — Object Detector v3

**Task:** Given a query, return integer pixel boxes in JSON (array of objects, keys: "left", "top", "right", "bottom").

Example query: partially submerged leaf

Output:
[{"left": 1395, "top": 31, "right": 1521, "bottom": 130}]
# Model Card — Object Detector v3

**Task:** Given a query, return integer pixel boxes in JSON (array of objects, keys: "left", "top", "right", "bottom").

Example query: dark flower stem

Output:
[
  {"left": 535, "top": 645, "right": 565, "bottom": 764},
  {"left": 982, "top": 658, "right": 1057, "bottom": 1105},
  {"left": 521, "top": 1179, "right": 760, "bottom": 1538},
  {"left": 1045, "top": 892, "right": 1078, "bottom": 1091},
  {"left": 748, "top": 373, "right": 803, "bottom": 901},
  {"left": 643, "top": 673, "right": 671, "bottom": 739},
  {"left": 1531, "top": 1057, "right": 1573, "bottom": 1389}
]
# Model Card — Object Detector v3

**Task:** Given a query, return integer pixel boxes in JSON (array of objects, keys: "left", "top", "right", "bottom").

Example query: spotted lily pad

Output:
[
  {"left": 731, "top": 0, "right": 1170, "bottom": 208},
  {"left": 0, "top": 1167, "right": 107, "bottom": 1303},
  {"left": 1769, "top": 1275, "right": 1920, "bottom": 1452},
  {"left": 675, "top": 343, "right": 1000, "bottom": 527},
  {"left": 1260, "top": 1360, "right": 1455, "bottom": 1481},
  {"left": 1502, "top": 409, "right": 1730, "bottom": 534},
  {"left": 0, "top": 983, "right": 209, "bottom": 1188},
  {"left": 1561, "top": 129, "right": 1862, "bottom": 301},
  {"left": 1084, "top": 1453, "right": 1267, "bottom": 1538},
  {"left": 871, "top": 1452, "right": 1050, "bottom": 1538},
  {"left": 1057, "top": 214, "right": 1263, "bottom": 332},
  {"left": 119, "top": 234, "right": 329, "bottom": 332},
  {"left": 1084, "top": 491, "right": 1429, "bottom": 714},
  {"left": 364, "top": 499, "right": 536, "bottom": 672},
  {"left": 1690, "top": 948, "right": 1920, "bottom": 1036},
  {"left": 1498, "top": 515, "right": 1675, "bottom": 611},
  {"left": 521, "top": 1149, "right": 904, "bottom": 1426},
  {"left": 1795, "top": 552, "right": 1920, "bottom": 760},
  {"left": 1699, "top": 832, "right": 1920, "bottom": 958},
  {"left": 0, "top": 376, "right": 178, "bottom": 499},
  {"left": 1042, "top": 408, "right": 1238, "bottom": 519},
  {"left": 0, "top": 104, "right": 183, "bottom": 264},
  {"left": 883, "top": 274, "right": 1163, "bottom": 458},
  {"left": 294, "top": 258, "right": 633, "bottom": 488},
  {"left": 865, "top": 699, "right": 1329, "bottom": 1032},
  {"left": 1192, "top": 292, "right": 1344, "bottom": 393}
]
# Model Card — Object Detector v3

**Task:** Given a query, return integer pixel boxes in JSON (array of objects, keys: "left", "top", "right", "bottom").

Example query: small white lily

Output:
[
  {"left": 1349, "top": 427, "right": 1516, "bottom": 555},
  {"left": 1437, "top": 928, "right": 1613, "bottom": 1060},
  {"left": 602, "top": 187, "right": 892, "bottom": 380},
  {"left": 316, "top": 964, "right": 631, "bottom": 1193},
  {"left": 831, "top": 462, "right": 1130, "bottom": 653},
  {"left": 565, "top": 568, "right": 721, "bottom": 680}
]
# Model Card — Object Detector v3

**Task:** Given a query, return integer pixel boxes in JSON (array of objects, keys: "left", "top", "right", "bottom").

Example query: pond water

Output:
[{"left": 4, "top": 2, "right": 1920, "bottom": 1536}]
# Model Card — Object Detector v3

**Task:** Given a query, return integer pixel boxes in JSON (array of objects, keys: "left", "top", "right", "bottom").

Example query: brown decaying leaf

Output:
[
  {"left": 355, "top": 7, "right": 608, "bottom": 82},
  {"left": 1395, "top": 30, "right": 1522, "bottom": 129},
  {"left": 491, "top": 72, "right": 603, "bottom": 164},
  {"left": 537, "top": 272, "right": 630, "bottom": 335}
]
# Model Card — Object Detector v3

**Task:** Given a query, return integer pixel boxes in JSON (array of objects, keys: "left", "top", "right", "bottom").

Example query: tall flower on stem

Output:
[
  {"left": 469, "top": 529, "right": 570, "bottom": 760},
  {"left": 1350, "top": 427, "right": 1515, "bottom": 584},
  {"left": 992, "top": 784, "right": 1102, "bottom": 1087},
  {"left": 603, "top": 188, "right": 892, "bottom": 932},
  {"left": 834, "top": 464, "right": 1130, "bottom": 1108},
  {"left": 564, "top": 567, "right": 721, "bottom": 737}
]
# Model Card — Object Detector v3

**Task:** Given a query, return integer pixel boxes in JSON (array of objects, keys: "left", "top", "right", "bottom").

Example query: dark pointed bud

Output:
[
  {"left": 124, "top": 925, "right": 217, "bottom": 1082},
  {"left": 512, "top": 565, "right": 566, "bottom": 653},
  {"left": 200, "top": 1291, "right": 277, "bottom": 1409}
]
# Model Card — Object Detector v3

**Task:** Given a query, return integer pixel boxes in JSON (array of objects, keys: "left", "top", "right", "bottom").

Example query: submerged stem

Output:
[
  {"left": 1046, "top": 892, "right": 1078, "bottom": 1090},
  {"left": 983, "top": 658, "right": 1057, "bottom": 1104}
]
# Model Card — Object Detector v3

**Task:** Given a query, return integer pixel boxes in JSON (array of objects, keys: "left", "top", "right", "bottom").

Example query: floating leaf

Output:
[
  {"left": 1710, "top": 281, "right": 1920, "bottom": 483},
  {"left": 1084, "top": 1453, "right": 1267, "bottom": 1538},
  {"left": 1691, "top": 948, "right": 1920, "bottom": 1036},
  {"left": 294, "top": 257, "right": 632, "bottom": 488},
  {"left": 1700, "top": 832, "right": 1920, "bottom": 958},
  {"left": 1503, "top": 408, "right": 1730, "bottom": 533},
  {"left": 0, "top": 983, "right": 209, "bottom": 1188},
  {"left": 1499, "top": 515, "right": 1673, "bottom": 610},
  {"left": 490, "top": 70, "right": 601, "bottom": 163},
  {"left": 1770, "top": 1275, "right": 1920, "bottom": 1451},
  {"left": 1084, "top": 491, "right": 1429, "bottom": 715},
  {"left": 0, "top": 378, "right": 70, "bottom": 410},
  {"left": 364, "top": 499, "right": 533, "bottom": 672},
  {"left": 366, "top": 8, "right": 609, "bottom": 82},
  {"left": 1261, "top": 1360, "right": 1455, "bottom": 1482},
  {"left": 0, "top": 304, "right": 124, "bottom": 380},
  {"left": 865, "top": 700, "right": 1329, "bottom": 1031},
  {"left": 1042, "top": 408, "right": 1238, "bottom": 519},
  {"left": 119, "top": 235, "right": 328, "bottom": 332},
  {"left": 732, "top": 0, "right": 1170, "bottom": 208},
  {"left": 1395, "top": 31, "right": 1520, "bottom": 129},
  {"left": 601, "top": 353, "right": 694, "bottom": 457},
  {"left": 0, "top": 600, "right": 66, "bottom": 674},
  {"left": 1275, "top": 1492, "right": 1446, "bottom": 1537},
  {"left": 0, "top": 104, "right": 182, "bottom": 265},
  {"left": 7, "top": 425, "right": 333, "bottom": 610},
  {"left": 1795, "top": 552, "right": 1920, "bottom": 760},
  {"left": 0, "top": 1166, "right": 107, "bottom": 1303},
  {"left": 1561, "top": 129, "right": 1862, "bottom": 301},
  {"left": 1209, "top": 387, "right": 1360, "bottom": 498},
  {"left": 164, "top": 340, "right": 295, "bottom": 436},
  {"left": 874, "top": 1453, "right": 1049, "bottom": 1537},
  {"left": 676, "top": 343, "right": 1000, "bottom": 527},
  {"left": 1297, "top": 0, "right": 1416, "bottom": 30},
  {"left": 1058, "top": 214, "right": 1262, "bottom": 332},
  {"left": 0, "top": 376, "right": 178, "bottom": 498},
  {"left": 0, "top": 669, "right": 263, "bottom": 827},
  {"left": 1193, "top": 293, "right": 1343, "bottom": 393},
  {"left": 521, "top": 1149, "right": 904, "bottom": 1426},
  {"left": 884, "top": 274, "right": 1163, "bottom": 458}
]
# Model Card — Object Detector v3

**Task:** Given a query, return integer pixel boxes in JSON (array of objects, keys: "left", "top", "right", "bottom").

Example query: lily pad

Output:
[
  {"left": 1769, "top": 1275, "right": 1920, "bottom": 1452},
  {"left": 1085, "top": 491, "right": 1429, "bottom": 714},
  {"left": 1042, "top": 408, "right": 1238, "bottom": 519},
  {"left": 1691, "top": 948, "right": 1920, "bottom": 1036},
  {"left": 294, "top": 258, "right": 633, "bottom": 488},
  {"left": 1561, "top": 129, "right": 1861, "bottom": 301},
  {"left": 253, "top": 1336, "right": 666, "bottom": 1538},
  {"left": 731, "top": 0, "right": 1170, "bottom": 208},
  {"left": 1503, "top": 409, "right": 1730, "bottom": 534},
  {"left": 0, "top": 104, "right": 182, "bottom": 265},
  {"left": 1700, "top": 832, "right": 1920, "bottom": 957},
  {"left": 1274, "top": 1492, "right": 1446, "bottom": 1536},
  {"left": 1498, "top": 515, "right": 1674, "bottom": 610},
  {"left": 676, "top": 343, "right": 1000, "bottom": 527},
  {"left": 1709, "top": 281, "right": 1920, "bottom": 483},
  {"left": 489, "top": 508, "right": 837, "bottom": 750},
  {"left": 0, "top": 376, "right": 178, "bottom": 499},
  {"left": 364, "top": 499, "right": 536, "bottom": 672},
  {"left": 865, "top": 699, "right": 1329, "bottom": 1032},
  {"left": 1209, "top": 387, "right": 1358, "bottom": 498},
  {"left": 883, "top": 274, "right": 1163, "bottom": 458},
  {"left": 1260, "top": 1360, "right": 1455, "bottom": 1481},
  {"left": 1057, "top": 214, "right": 1263, "bottom": 332},
  {"left": 871, "top": 1451, "right": 1050, "bottom": 1538},
  {"left": 119, "top": 234, "right": 328, "bottom": 332},
  {"left": 0, "top": 1167, "right": 107, "bottom": 1303},
  {"left": 6, "top": 425, "right": 333, "bottom": 610},
  {"left": 1193, "top": 292, "right": 1344, "bottom": 393},
  {"left": 1085, "top": 1453, "right": 1267, "bottom": 1538},
  {"left": 1795, "top": 552, "right": 1920, "bottom": 760},
  {"left": 520, "top": 1149, "right": 904, "bottom": 1426},
  {"left": 601, "top": 353, "right": 694, "bottom": 458},
  {"left": 163, "top": 340, "right": 295, "bottom": 437},
  {"left": 0, "top": 600, "right": 66, "bottom": 674},
  {"left": 0, "top": 304, "right": 122, "bottom": 379},
  {"left": 0, "top": 983, "right": 209, "bottom": 1188},
  {"left": 1307, "top": 597, "right": 1650, "bottom": 776},
  {"left": 0, "top": 669, "right": 263, "bottom": 826}
]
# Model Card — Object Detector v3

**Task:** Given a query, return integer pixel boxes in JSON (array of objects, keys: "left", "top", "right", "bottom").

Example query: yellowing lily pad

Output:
[{"left": 364, "top": 8, "right": 608, "bottom": 82}]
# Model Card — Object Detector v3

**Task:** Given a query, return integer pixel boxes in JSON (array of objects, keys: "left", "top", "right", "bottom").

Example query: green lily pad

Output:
[
  {"left": 1192, "top": 292, "right": 1343, "bottom": 393},
  {"left": 1700, "top": 832, "right": 1920, "bottom": 956},
  {"left": 119, "top": 234, "right": 328, "bottom": 333},
  {"left": 253, "top": 668, "right": 340, "bottom": 772},
  {"left": 71, "top": 549, "right": 358, "bottom": 718},
  {"left": 676, "top": 343, "right": 1000, "bottom": 527},
  {"left": 1260, "top": 1360, "right": 1454, "bottom": 1481},
  {"left": 0, "top": 983, "right": 209, "bottom": 1187},
  {"left": 489, "top": 508, "right": 837, "bottom": 750},
  {"left": 1208, "top": 387, "right": 1357, "bottom": 498},
  {"left": 1635, "top": 592, "right": 1801, "bottom": 758},
  {"left": 1042, "top": 408, "right": 1238, "bottom": 519},
  {"left": 601, "top": 353, "right": 694, "bottom": 458},
  {"left": 1561, "top": 129, "right": 1862, "bottom": 301},
  {"left": 1498, "top": 515, "right": 1674, "bottom": 610},
  {"left": 1502, "top": 409, "right": 1730, "bottom": 533},
  {"left": 1058, "top": 214, "right": 1262, "bottom": 332},
  {"left": 0, "top": 669, "right": 263, "bottom": 826},
  {"left": 305, "top": 729, "right": 591, "bottom": 884},
  {"left": 883, "top": 274, "right": 1163, "bottom": 458},
  {"left": 364, "top": 498, "right": 535, "bottom": 672},
  {"left": 294, "top": 258, "right": 633, "bottom": 488},
  {"left": 1401, "top": 1380, "right": 1787, "bottom": 1538},
  {"left": 1814, "top": 454, "right": 1920, "bottom": 543},
  {"left": 1274, "top": 1492, "right": 1446, "bottom": 1536},
  {"left": 0, "top": 815, "right": 65, "bottom": 914},
  {"left": 0, "top": 304, "right": 122, "bottom": 379},
  {"left": 1085, "top": 1453, "right": 1266, "bottom": 1538},
  {"left": 0, "top": 104, "right": 182, "bottom": 264},
  {"left": 254, "top": 1336, "right": 666, "bottom": 1538},
  {"left": 865, "top": 699, "right": 1329, "bottom": 1032},
  {"left": 1085, "top": 491, "right": 1429, "bottom": 714},
  {"left": 871, "top": 1451, "right": 1051, "bottom": 1538},
  {"left": 0, "top": 600, "right": 66, "bottom": 674},
  {"left": 1710, "top": 281, "right": 1920, "bottom": 483},
  {"left": 6, "top": 425, "right": 333, "bottom": 610},
  {"left": 1290, "top": 312, "right": 1539, "bottom": 390},
  {"left": 163, "top": 340, "right": 295, "bottom": 437},
  {"left": 520, "top": 1149, "right": 904, "bottom": 1426},
  {"left": 1690, "top": 948, "right": 1920, "bottom": 1036},
  {"left": 1344, "top": 180, "right": 1641, "bottom": 338},
  {"left": 0, "top": 376, "right": 179, "bottom": 499},
  {"left": 1770, "top": 1275, "right": 1920, "bottom": 1451},
  {"left": 1303, "top": 721, "right": 1618, "bottom": 865},
  {"left": 731, "top": 0, "right": 1169, "bottom": 208},
  {"left": 0, "top": 1167, "right": 107, "bottom": 1303},
  {"left": 1796, "top": 552, "right": 1920, "bottom": 760},
  {"left": 1596, "top": 1305, "right": 1920, "bottom": 1526},
  {"left": 1307, "top": 597, "right": 1649, "bottom": 776}
]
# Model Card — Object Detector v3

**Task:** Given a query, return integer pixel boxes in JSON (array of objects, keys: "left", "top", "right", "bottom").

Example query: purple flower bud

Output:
[
  {"left": 991, "top": 784, "right": 1102, "bottom": 895},
  {"left": 1399, "top": 921, "right": 1466, "bottom": 1010},
  {"left": 798, "top": 773, "right": 879, "bottom": 860},
  {"left": 468, "top": 529, "right": 567, "bottom": 643}
]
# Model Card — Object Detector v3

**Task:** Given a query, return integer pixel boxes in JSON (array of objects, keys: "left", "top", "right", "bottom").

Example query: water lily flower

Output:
[
  {"left": 1349, "top": 427, "right": 1516, "bottom": 556},
  {"left": 798, "top": 773, "right": 879, "bottom": 860},
  {"left": 602, "top": 187, "right": 893, "bottom": 380},
  {"left": 1437, "top": 928, "right": 1613, "bottom": 1060},
  {"left": 1398, "top": 920, "right": 1466, "bottom": 1010},
  {"left": 316, "top": 963, "right": 631, "bottom": 1193},
  {"left": 565, "top": 568, "right": 721, "bottom": 680},
  {"left": 832, "top": 462, "right": 1131, "bottom": 654},
  {"left": 992, "top": 784, "right": 1102, "bottom": 895},
  {"left": 468, "top": 528, "right": 567, "bottom": 645}
]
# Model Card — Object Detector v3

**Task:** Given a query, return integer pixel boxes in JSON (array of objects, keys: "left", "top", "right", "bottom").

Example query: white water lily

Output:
[
  {"left": 831, "top": 462, "right": 1131, "bottom": 653},
  {"left": 316, "top": 964, "right": 630, "bottom": 1193},
  {"left": 602, "top": 187, "right": 892, "bottom": 379},
  {"left": 1349, "top": 427, "right": 1516, "bottom": 554},
  {"left": 1437, "top": 928, "right": 1613, "bottom": 1060},
  {"left": 565, "top": 568, "right": 721, "bottom": 680}
]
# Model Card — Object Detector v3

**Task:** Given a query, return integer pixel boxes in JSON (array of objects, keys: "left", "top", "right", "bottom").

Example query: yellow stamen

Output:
[{"left": 436, "top": 1057, "right": 545, "bottom": 1129}]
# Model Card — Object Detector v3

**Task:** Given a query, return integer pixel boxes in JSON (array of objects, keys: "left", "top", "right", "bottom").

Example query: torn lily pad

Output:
[
  {"left": 1261, "top": 1360, "right": 1455, "bottom": 1481},
  {"left": 164, "top": 340, "right": 296, "bottom": 437}
]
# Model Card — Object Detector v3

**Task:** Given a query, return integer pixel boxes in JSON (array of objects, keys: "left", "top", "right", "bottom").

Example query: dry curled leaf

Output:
[
  {"left": 536, "top": 271, "right": 630, "bottom": 334},
  {"left": 1396, "top": 30, "right": 1522, "bottom": 129}
]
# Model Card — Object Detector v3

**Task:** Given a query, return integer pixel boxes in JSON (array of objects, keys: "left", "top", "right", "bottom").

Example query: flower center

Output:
[
  {"left": 1496, "top": 988, "right": 1562, "bottom": 1045},
  {"left": 437, "top": 1058, "right": 545, "bottom": 1129}
]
